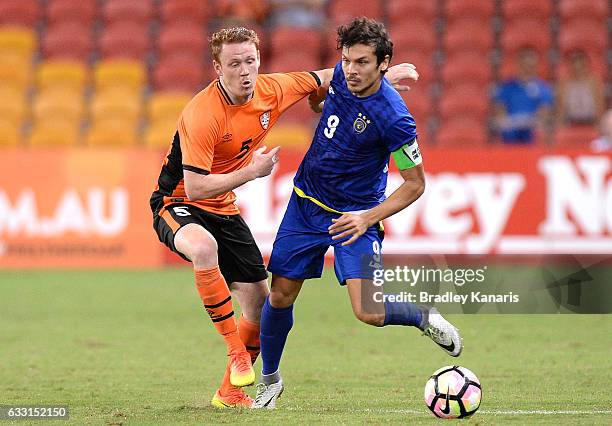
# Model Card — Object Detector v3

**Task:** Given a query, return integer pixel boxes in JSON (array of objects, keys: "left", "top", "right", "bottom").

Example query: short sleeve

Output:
[
  {"left": 382, "top": 115, "right": 418, "bottom": 153},
  {"left": 266, "top": 72, "right": 320, "bottom": 114},
  {"left": 178, "top": 109, "right": 219, "bottom": 175}
]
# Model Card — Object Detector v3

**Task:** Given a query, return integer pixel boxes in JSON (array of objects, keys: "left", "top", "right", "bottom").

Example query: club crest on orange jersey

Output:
[{"left": 260, "top": 111, "right": 271, "bottom": 130}]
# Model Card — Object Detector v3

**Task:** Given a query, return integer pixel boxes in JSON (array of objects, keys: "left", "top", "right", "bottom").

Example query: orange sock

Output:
[
  {"left": 219, "top": 315, "right": 261, "bottom": 395},
  {"left": 238, "top": 316, "right": 261, "bottom": 364},
  {"left": 194, "top": 267, "right": 245, "bottom": 355}
]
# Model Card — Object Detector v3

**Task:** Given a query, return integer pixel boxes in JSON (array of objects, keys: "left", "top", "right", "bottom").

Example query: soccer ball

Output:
[{"left": 424, "top": 365, "right": 482, "bottom": 419}]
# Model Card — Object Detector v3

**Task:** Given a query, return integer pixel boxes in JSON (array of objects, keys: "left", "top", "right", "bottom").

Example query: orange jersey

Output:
[{"left": 150, "top": 72, "right": 320, "bottom": 216}]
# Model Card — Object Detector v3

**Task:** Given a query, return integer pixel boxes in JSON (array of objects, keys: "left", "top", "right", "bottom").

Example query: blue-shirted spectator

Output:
[
  {"left": 269, "top": 0, "right": 328, "bottom": 29},
  {"left": 493, "top": 48, "right": 554, "bottom": 144}
]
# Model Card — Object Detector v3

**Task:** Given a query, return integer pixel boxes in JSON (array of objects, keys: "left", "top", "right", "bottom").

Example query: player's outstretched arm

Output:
[
  {"left": 311, "top": 68, "right": 334, "bottom": 89},
  {"left": 329, "top": 164, "right": 425, "bottom": 246},
  {"left": 184, "top": 146, "right": 280, "bottom": 200},
  {"left": 386, "top": 63, "right": 419, "bottom": 91},
  {"left": 308, "top": 86, "right": 327, "bottom": 113}
]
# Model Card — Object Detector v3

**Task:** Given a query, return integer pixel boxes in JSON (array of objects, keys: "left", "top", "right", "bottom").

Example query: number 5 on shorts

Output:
[{"left": 173, "top": 206, "right": 191, "bottom": 217}]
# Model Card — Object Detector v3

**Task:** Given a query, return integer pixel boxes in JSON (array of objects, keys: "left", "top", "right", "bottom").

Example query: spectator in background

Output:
[
  {"left": 493, "top": 47, "right": 554, "bottom": 144},
  {"left": 591, "top": 109, "right": 612, "bottom": 152},
  {"left": 557, "top": 49, "right": 604, "bottom": 126},
  {"left": 216, "top": 0, "right": 270, "bottom": 26},
  {"left": 268, "top": 0, "right": 328, "bottom": 29}
]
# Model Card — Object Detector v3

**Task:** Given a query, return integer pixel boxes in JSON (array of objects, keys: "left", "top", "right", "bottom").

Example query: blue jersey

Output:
[
  {"left": 293, "top": 62, "right": 417, "bottom": 212},
  {"left": 492, "top": 77, "right": 554, "bottom": 143}
]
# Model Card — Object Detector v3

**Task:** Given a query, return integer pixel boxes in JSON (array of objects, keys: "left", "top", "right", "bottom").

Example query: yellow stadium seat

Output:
[
  {"left": 86, "top": 119, "right": 139, "bottom": 147},
  {"left": 0, "top": 56, "right": 31, "bottom": 91},
  {"left": 264, "top": 123, "right": 312, "bottom": 148},
  {"left": 144, "top": 119, "right": 177, "bottom": 148},
  {"left": 32, "top": 88, "right": 85, "bottom": 124},
  {"left": 0, "top": 27, "right": 36, "bottom": 57},
  {"left": 94, "top": 60, "right": 146, "bottom": 93},
  {"left": 0, "top": 86, "right": 27, "bottom": 123},
  {"left": 36, "top": 60, "right": 88, "bottom": 92},
  {"left": 0, "top": 50, "right": 32, "bottom": 68},
  {"left": 90, "top": 88, "right": 143, "bottom": 123},
  {"left": 147, "top": 92, "right": 191, "bottom": 123},
  {"left": 0, "top": 119, "right": 21, "bottom": 146},
  {"left": 0, "top": 30, "right": 34, "bottom": 90},
  {"left": 28, "top": 119, "right": 80, "bottom": 147}
]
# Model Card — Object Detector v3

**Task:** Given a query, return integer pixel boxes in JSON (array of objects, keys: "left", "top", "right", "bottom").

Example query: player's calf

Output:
[{"left": 352, "top": 309, "right": 385, "bottom": 326}]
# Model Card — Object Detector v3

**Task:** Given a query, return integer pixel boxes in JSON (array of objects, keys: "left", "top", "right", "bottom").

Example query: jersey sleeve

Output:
[
  {"left": 266, "top": 72, "right": 321, "bottom": 114},
  {"left": 382, "top": 115, "right": 418, "bottom": 153},
  {"left": 178, "top": 108, "right": 220, "bottom": 175}
]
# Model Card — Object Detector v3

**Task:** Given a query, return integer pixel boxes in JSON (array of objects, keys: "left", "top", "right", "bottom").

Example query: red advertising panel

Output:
[{"left": 0, "top": 147, "right": 610, "bottom": 269}]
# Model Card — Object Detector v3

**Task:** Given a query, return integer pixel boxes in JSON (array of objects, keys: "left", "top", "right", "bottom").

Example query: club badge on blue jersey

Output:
[{"left": 353, "top": 113, "right": 371, "bottom": 134}]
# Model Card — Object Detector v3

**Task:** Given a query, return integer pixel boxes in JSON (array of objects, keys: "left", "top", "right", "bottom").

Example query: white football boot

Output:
[
  {"left": 421, "top": 307, "right": 463, "bottom": 357},
  {"left": 252, "top": 380, "right": 284, "bottom": 409}
]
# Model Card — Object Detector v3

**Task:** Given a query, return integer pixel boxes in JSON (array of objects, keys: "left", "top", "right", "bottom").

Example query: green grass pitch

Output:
[{"left": 2, "top": 269, "right": 611, "bottom": 425}]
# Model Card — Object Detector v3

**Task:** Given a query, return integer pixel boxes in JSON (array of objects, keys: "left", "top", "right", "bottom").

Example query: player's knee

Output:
[
  {"left": 269, "top": 287, "right": 297, "bottom": 308},
  {"left": 187, "top": 237, "right": 218, "bottom": 266},
  {"left": 175, "top": 225, "right": 219, "bottom": 267}
]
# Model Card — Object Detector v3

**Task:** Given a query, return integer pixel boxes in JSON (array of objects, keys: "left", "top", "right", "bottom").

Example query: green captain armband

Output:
[{"left": 391, "top": 139, "right": 422, "bottom": 170}]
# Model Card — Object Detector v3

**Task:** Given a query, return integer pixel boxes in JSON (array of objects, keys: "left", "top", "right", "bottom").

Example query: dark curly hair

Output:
[{"left": 337, "top": 17, "right": 393, "bottom": 67}]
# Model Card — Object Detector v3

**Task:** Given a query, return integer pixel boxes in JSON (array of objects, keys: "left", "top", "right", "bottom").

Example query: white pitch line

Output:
[
  {"left": 480, "top": 410, "right": 612, "bottom": 415},
  {"left": 284, "top": 407, "right": 612, "bottom": 415}
]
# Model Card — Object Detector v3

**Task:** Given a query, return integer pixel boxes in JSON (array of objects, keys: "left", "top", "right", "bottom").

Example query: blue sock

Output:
[
  {"left": 383, "top": 300, "right": 424, "bottom": 328},
  {"left": 260, "top": 296, "right": 294, "bottom": 375}
]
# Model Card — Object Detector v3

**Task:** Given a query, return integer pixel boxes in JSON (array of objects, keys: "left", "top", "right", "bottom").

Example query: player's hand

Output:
[
  {"left": 250, "top": 145, "right": 281, "bottom": 179},
  {"left": 386, "top": 63, "right": 419, "bottom": 91},
  {"left": 329, "top": 213, "right": 371, "bottom": 246},
  {"left": 308, "top": 86, "right": 327, "bottom": 113}
]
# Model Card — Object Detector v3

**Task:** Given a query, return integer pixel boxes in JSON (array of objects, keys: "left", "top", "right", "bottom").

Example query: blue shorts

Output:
[{"left": 268, "top": 191, "right": 384, "bottom": 285}]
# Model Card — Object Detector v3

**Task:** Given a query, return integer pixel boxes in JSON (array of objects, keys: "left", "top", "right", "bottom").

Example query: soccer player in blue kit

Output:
[{"left": 253, "top": 18, "right": 463, "bottom": 408}]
